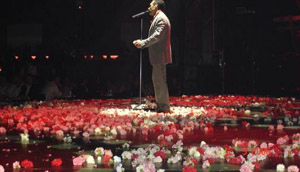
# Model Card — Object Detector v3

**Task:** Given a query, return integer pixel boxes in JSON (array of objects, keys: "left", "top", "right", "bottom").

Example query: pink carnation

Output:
[
  {"left": 240, "top": 163, "right": 253, "bottom": 172},
  {"left": 73, "top": 156, "right": 84, "bottom": 166},
  {"left": 288, "top": 165, "right": 299, "bottom": 172}
]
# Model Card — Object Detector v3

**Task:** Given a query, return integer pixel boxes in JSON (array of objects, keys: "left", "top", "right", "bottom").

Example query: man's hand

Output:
[{"left": 133, "top": 40, "right": 143, "bottom": 49}]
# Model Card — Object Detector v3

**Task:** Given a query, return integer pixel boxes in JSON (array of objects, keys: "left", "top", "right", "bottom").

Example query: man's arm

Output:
[{"left": 133, "top": 17, "right": 166, "bottom": 49}]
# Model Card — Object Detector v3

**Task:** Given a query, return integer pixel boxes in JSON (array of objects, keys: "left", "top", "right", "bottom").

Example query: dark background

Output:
[{"left": 1, "top": 0, "right": 300, "bottom": 98}]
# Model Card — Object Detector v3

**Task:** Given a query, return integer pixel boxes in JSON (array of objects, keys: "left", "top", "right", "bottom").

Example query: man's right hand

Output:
[{"left": 133, "top": 40, "right": 143, "bottom": 49}]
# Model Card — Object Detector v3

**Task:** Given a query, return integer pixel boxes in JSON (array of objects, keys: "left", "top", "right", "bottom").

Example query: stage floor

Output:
[{"left": 0, "top": 95, "right": 300, "bottom": 171}]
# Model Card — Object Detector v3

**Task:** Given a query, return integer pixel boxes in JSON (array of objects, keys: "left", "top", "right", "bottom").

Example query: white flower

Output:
[
  {"left": 154, "top": 156, "right": 162, "bottom": 163},
  {"left": 94, "top": 127, "right": 101, "bottom": 135},
  {"left": 188, "top": 147, "right": 201, "bottom": 158},
  {"left": 157, "top": 170, "right": 165, "bottom": 172},
  {"left": 111, "top": 128, "right": 117, "bottom": 135},
  {"left": 136, "top": 164, "right": 144, "bottom": 172},
  {"left": 116, "top": 164, "right": 125, "bottom": 172},
  {"left": 121, "top": 151, "right": 132, "bottom": 160},
  {"left": 276, "top": 164, "right": 285, "bottom": 172},
  {"left": 86, "top": 155, "right": 95, "bottom": 164},
  {"left": 165, "top": 135, "right": 173, "bottom": 142},
  {"left": 63, "top": 136, "right": 72, "bottom": 143},
  {"left": 245, "top": 110, "right": 251, "bottom": 115},
  {"left": 13, "top": 161, "right": 21, "bottom": 169},
  {"left": 20, "top": 133, "right": 29, "bottom": 144},
  {"left": 97, "top": 157, "right": 102, "bottom": 164},
  {"left": 0, "top": 165, "right": 4, "bottom": 172},
  {"left": 113, "top": 156, "right": 122, "bottom": 164},
  {"left": 122, "top": 143, "right": 130, "bottom": 149},
  {"left": 167, "top": 153, "right": 182, "bottom": 164},
  {"left": 200, "top": 141, "right": 207, "bottom": 147}
]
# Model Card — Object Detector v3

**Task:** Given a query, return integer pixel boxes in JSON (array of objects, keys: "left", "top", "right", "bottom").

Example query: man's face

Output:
[{"left": 148, "top": 1, "right": 158, "bottom": 16}]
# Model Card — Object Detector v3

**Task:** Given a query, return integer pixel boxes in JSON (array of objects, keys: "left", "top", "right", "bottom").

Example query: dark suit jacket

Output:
[{"left": 141, "top": 11, "right": 172, "bottom": 65}]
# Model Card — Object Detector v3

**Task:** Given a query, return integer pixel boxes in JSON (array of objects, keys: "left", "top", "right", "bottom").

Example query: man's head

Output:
[{"left": 148, "top": 0, "right": 165, "bottom": 16}]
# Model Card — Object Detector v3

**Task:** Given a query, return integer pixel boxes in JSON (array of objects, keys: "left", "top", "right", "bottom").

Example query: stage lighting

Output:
[
  {"left": 110, "top": 55, "right": 119, "bottom": 59},
  {"left": 102, "top": 55, "right": 108, "bottom": 59},
  {"left": 0, "top": 66, "right": 2, "bottom": 72},
  {"left": 45, "top": 56, "right": 50, "bottom": 59},
  {"left": 15, "top": 56, "right": 19, "bottom": 60},
  {"left": 31, "top": 56, "right": 36, "bottom": 60},
  {"left": 84, "top": 55, "right": 88, "bottom": 59},
  {"left": 90, "top": 55, "right": 94, "bottom": 59}
]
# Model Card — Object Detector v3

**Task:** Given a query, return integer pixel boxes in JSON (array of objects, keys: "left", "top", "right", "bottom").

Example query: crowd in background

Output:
[{"left": 0, "top": 61, "right": 182, "bottom": 103}]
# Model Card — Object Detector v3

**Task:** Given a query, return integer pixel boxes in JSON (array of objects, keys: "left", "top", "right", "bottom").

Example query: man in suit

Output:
[{"left": 133, "top": 0, "right": 172, "bottom": 112}]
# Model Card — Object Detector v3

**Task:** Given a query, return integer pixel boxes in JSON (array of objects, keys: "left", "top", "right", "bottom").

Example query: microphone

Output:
[{"left": 132, "top": 10, "right": 149, "bottom": 19}]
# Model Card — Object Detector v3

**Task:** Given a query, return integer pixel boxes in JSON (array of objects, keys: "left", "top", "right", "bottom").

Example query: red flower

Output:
[
  {"left": 103, "top": 155, "right": 111, "bottom": 163},
  {"left": 252, "top": 162, "right": 260, "bottom": 169},
  {"left": 183, "top": 165, "right": 197, "bottom": 172},
  {"left": 154, "top": 151, "right": 167, "bottom": 160},
  {"left": 228, "top": 157, "right": 243, "bottom": 165},
  {"left": 197, "top": 147, "right": 204, "bottom": 155},
  {"left": 190, "top": 157, "right": 198, "bottom": 165},
  {"left": 51, "top": 158, "right": 63, "bottom": 167},
  {"left": 21, "top": 159, "right": 34, "bottom": 168},
  {"left": 206, "top": 158, "right": 214, "bottom": 164},
  {"left": 132, "top": 154, "right": 138, "bottom": 160}
]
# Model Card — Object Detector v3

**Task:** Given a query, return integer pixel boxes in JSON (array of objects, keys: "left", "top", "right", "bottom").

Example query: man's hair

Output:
[{"left": 153, "top": 0, "right": 165, "bottom": 11}]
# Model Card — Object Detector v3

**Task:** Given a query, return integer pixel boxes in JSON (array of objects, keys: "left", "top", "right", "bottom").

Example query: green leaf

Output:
[
  {"left": 132, "top": 144, "right": 157, "bottom": 148},
  {"left": 208, "top": 164, "right": 240, "bottom": 171},
  {"left": 74, "top": 150, "right": 94, "bottom": 156},
  {"left": 102, "top": 140, "right": 131, "bottom": 145},
  {"left": 218, "top": 123, "right": 240, "bottom": 127},
  {"left": 78, "top": 168, "right": 114, "bottom": 172},
  {"left": 285, "top": 126, "right": 300, "bottom": 129},
  {"left": 14, "top": 139, "right": 45, "bottom": 145},
  {"left": 252, "top": 124, "right": 270, "bottom": 128},
  {"left": 89, "top": 136, "right": 105, "bottom": 140},
  {"left": 0, "top": 135, "right": 20, "bottom": 141},
  {"left": 50, "top": 143, "right": 80, "bottom": 150}
]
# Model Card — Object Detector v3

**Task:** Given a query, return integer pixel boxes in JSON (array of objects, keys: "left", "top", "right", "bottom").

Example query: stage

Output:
[{"left": 0, "top": 95, "right": 300, "bottom": 171}]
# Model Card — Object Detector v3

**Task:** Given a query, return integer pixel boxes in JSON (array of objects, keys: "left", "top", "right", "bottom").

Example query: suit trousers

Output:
[{"left": 152, "top": 64, "right": 170, "bottom": 111}]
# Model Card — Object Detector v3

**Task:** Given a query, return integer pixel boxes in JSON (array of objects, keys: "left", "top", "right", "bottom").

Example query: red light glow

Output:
[
  {"left": 110, "top": 55, "right": 119, "bottom": 59},
  {"left": 102, "top": 55, "right": 108, "bottom": 59},
  {"left": 15, "top": 56, "right": 19, "bottom": 60},
  {"left": 31, "top": 56, "right": 37, "bottom": 60}
]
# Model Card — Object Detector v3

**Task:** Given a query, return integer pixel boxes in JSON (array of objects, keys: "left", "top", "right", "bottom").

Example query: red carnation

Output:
[
  {"left": 103, "top": 155, "right": 111, "bottom": 163},
  {"left": 51, "top": 158, "right": 63, "bottom": 167},
  {"left": 21, "top": 159, "right": 34, "bottom": 168},
  {"left": 197, "top": 147, "right": 204, "bottom": 155},
  {"left": 190, "top": 157, "right": 198, "bottom": 165},
  {"left": 183, "top": 165, "right": 197, "bottom": 172},
  {"left": 154, "top": 151, "right": 167, "bottom": 160}
]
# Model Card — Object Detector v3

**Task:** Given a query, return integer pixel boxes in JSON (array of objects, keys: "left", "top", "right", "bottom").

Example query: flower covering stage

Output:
[{"left": 0, "top": 95, "right": 300, "bottom": 172}]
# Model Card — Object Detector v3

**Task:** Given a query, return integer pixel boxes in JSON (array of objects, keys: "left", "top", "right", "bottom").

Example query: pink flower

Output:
[
  {"left": 94, "top": 147, "right": 104, "bottom": 156},
  {"left": 0, "top": 127, "right": 6, "bottom": 135},
  {"left": 288, "top": 165, "right": 299, "bottom": 172},
  {"left": 202, "top": 160, "right": 211, "bottom": 169},
  {"left": 277, "top": 124, "right": 284, "bottom": 130},
  {"left": 277, "top": 137, "right": 288, "bottom": 145},
  {"left": 73, "top": 156, "right": 84, "bottom": 166},
  {"left": 0, "top": 165, "right": 4, "bottom": 172},
  {"left": 268, "top": 125, "right": 275, "bottom": 131},
  {"left": 240, "top": 163, "right": 253, "bottom": 172}
]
